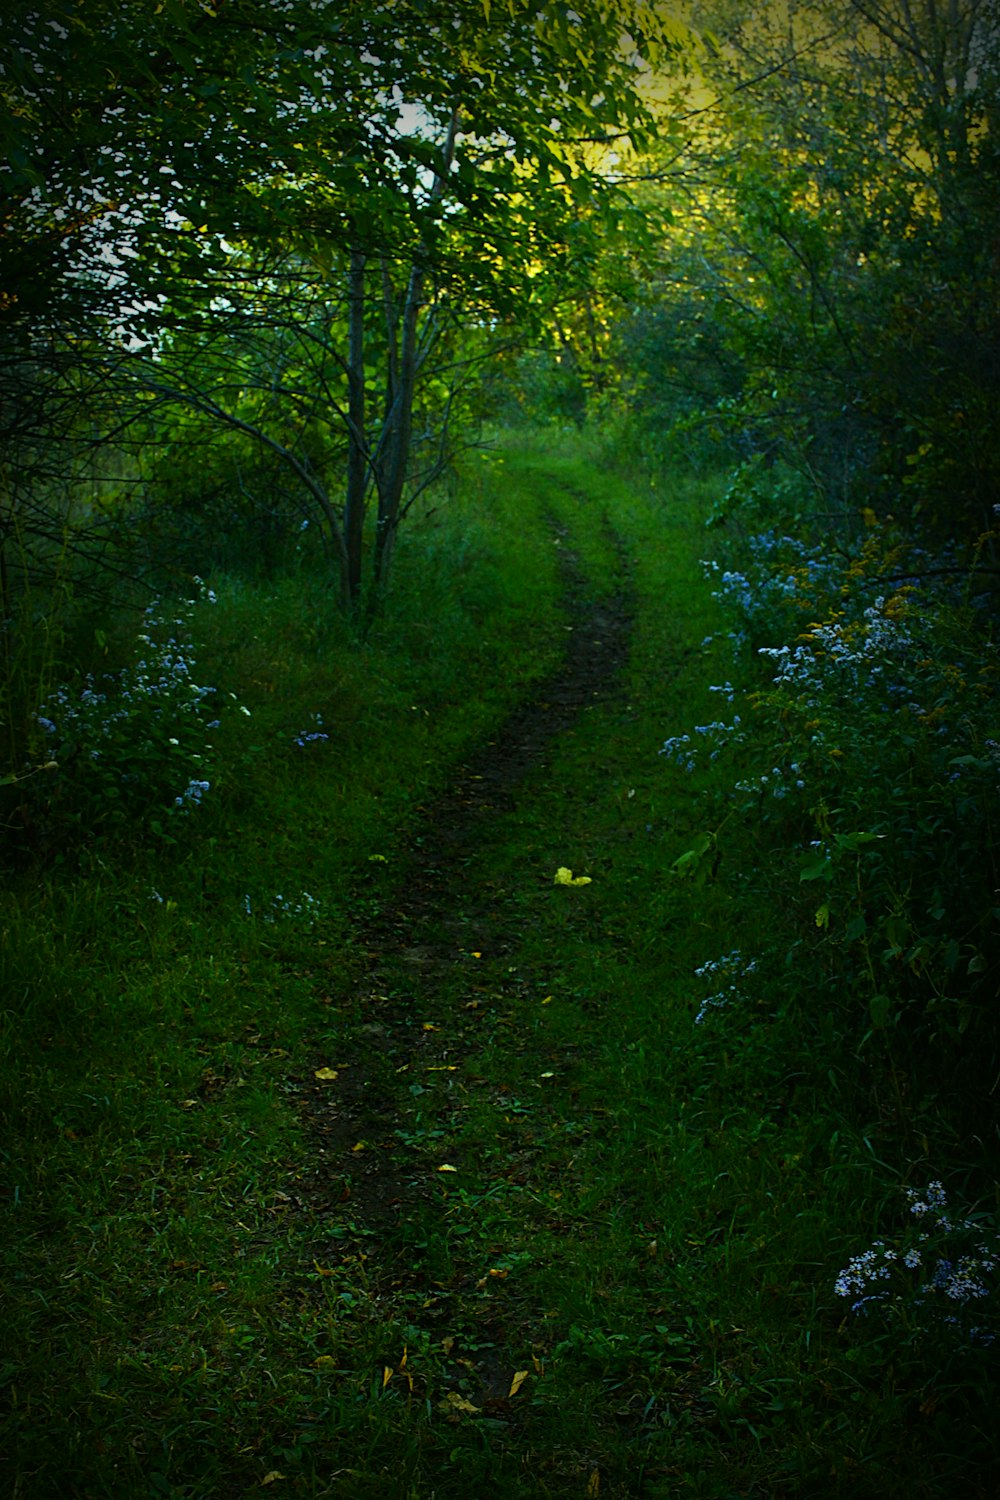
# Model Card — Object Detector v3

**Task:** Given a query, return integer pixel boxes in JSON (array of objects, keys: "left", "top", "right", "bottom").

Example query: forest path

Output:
[
  {"left": 296, "top": 505, "right": 633, "bottom": 1223},
  {"left": 289, "top": 498, "right": 637, "bottom": 1405}
]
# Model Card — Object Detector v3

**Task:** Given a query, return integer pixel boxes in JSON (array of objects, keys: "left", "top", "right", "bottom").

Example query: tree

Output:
[
  {"left": 2, "top": 1, "right": 680, "bottom": 615},
  {"left": 612, "top": 0, "right": 999, "bottom": 541}
]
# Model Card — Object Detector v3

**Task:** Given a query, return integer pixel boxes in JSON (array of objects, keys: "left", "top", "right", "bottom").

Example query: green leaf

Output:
[
  {"left": 869, "top": 993, "right": 892, "bottom": 1028},
  {"left": 671, "top": 831, "right": 713, "bottom": 879}
]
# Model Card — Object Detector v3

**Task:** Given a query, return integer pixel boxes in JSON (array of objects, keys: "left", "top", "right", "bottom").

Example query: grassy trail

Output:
[{"left": 3, "top": 440, "right": 997, "bottom": 1498}]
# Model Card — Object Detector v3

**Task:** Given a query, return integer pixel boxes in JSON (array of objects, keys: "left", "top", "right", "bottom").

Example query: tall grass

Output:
[{"left": 2, "top": 432, "right": 997, "bottom": 1498}]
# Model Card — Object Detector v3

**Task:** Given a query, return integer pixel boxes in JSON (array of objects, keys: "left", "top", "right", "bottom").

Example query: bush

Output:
[
  {"left": 669, "top": 506, "right": 1000, "bottom": 1097},
  {"left": 836, "top": 1180, "right": 1000, "bottom": 1351},
  {"left": 7, "top": 580, "right": 247, "bottom": 855}
]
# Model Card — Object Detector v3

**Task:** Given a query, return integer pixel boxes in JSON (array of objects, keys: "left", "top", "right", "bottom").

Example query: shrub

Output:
[
  {"left": 10, "top": 581, "right": 247, "bottom": 854},
  {"left": 836, "top": 1180, "right": 999, "bottom": 1350},
  {"left": 669, "top": 510, "right": 1000, "bottom": 1083}
]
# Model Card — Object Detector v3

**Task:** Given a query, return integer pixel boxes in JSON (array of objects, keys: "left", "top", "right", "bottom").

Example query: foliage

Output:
[
  {"left": 2, "top": 444, "right": 999, "bottom": 1497},
  {"left": 836, "top": 1180, "right": 1000, "bottom": 1349},
  {"left": 2, "top": 0, "right": 1000, "bottom": 1486},
  {"left": 604, "top": 0, "right": 1000, "bottom": 548},
  {"left": 3, "top": 582, "right": 242, "bottom": 856},
  {"left": 674, "top": 512, "right": 1000, "bottom": 1096},
  {"left": 1, "top": 0, "right": 682, "bottom": 614}
]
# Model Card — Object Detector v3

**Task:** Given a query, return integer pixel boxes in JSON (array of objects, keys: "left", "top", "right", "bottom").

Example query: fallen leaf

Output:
[
  {"left": 470, "top": 951, "right": 482, "bottom": 958},
  {"left": 351, "top": 1141, "right": 367, "bottom": 1152},
  {"left": 437, "top": 1163, "right": 459, "bottom": 1173},
  {"left": 261, "top": 1474, "right": 285, "bottom": 1488},
  {"left": 441, "top": 1336, "right": 455, "bottom": 1355},
  {"left": 540, "top": 1070, "right": 555, "bottom": 1078},
  {"left": 541, "top": 995, "right": 553, "bottom": 1005},
  {"left": 382, "top": 1365, "right": 393, "bottom": 1388},
  {"left": 509, "top": 1369, "right": 529, "bottom": 1397},
  {"left": 422, "top": 1022, "right": 440, "bottom": 1031},
  {"left": 440, "top": 1392, "right": 481, "bottom": 1414},
  {"left": 314, "top": 1355, "right": 336, "bottom": 1367},
  {"left": 554, "top": 868, "right": 592, "bottom": 887},
  {"left": 587, "top": 1472, "right": 600, "bottom": 1497},
  {"left": 314, "top": 1067, "right": 339, "bottom": 1081}
]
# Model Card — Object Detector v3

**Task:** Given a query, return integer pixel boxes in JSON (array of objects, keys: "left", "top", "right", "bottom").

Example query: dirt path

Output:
[{"left": 293, "top": 511, "right": 634, "bottom": 1265}]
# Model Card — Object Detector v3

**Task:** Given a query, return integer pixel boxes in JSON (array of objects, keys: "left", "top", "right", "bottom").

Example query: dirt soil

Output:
[{"left": 291, "top": 515, "right": 634, "bottom": 1263}]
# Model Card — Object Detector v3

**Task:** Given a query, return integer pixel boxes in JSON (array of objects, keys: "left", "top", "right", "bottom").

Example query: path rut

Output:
[{"left": 292, "top": 512, "right": 634, "bottom": 1264}]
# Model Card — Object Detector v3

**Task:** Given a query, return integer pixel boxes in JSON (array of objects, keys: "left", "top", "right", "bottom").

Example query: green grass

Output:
[{"left": 2, "top": 431, "right": 998, "bottom": 1498}]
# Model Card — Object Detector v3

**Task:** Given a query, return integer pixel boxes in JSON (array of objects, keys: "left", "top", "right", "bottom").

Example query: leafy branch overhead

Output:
[{"left": 1, "top": 0, "right": 683, "bottom": 615}]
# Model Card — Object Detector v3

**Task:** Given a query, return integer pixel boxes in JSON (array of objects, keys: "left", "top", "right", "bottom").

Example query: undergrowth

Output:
[{"left": 2, "top": 430, "right": 998, "bottom": 1498}]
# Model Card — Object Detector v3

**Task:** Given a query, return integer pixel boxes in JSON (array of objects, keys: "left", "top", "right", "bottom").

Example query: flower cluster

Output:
[
  {"left": 702, "top": 530, "right": 839, "bottom": 650},
  {"left": 661, "top": 712, "right": 744, "bottom": 773},
  {"left": 175, "top": 778, "right": 211, "bottom": 810},
  {"left": 835, "top": 1182, "right": 999, "bottom": 1343},
  {"left": 758, "top": 594, "right": 915, "bottom": 702},
  {"left": 693, "top": 950, "right": 758, "bottom": 1025},
  {"left": 293, "top": 712, "right": 330, "bottom": 747},
  {"left": 670, "top": 508, "right": 999, "bottom": 1047},
  {"left": 244, "top": 891, "right": 322, "bottom": 926},
  {"left": 735, "top": 762, "right": 805, "bottom": 799},
  {"left": 27, "top": 584, "right": 242, "bottom": 843}
]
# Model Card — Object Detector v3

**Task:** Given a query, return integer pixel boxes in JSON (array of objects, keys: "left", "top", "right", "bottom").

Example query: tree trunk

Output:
[
  {"left": 369, "top": 106, "right": 461, "bottom": 612},
  {"left": 344, "top": 246, "right": 367, "bottom": 611}
]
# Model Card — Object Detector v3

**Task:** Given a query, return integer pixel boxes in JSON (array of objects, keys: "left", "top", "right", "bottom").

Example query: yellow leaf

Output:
[
  {"left": 261, "top": 1475, "right": 285, "bottom": 1488},
  {"left": 470, "top": 951, "right": 482, "bottom": 958},
  {"left": 314, "top": 1067, "right": 339, "bottom": 1081},
  {"left": 554, "top": 868, "right": 591, "bottom": 886},
  {"left": 540, "top": 1070, "right": 555, "bottom": 1078},
  {"left": 441, "top": 1391, "right": 481, "bottom": 1414},
  {"left": 587, "top": 1471, "right": 600, "bottom": 1497},
  {"left": 314, "top": 1355, "right": 336, "bottom": 1367},
  {"left": 541, "top": 994, "right": 553, "bottom": 1004},
  {"left": 815, "top": 903, "right": 830, "bottom": 929},
  {"left": 351, "top": 1141, "right": 367, "bottom": 1152},
  {"left": 508, "top": 1369, "right": 529, "bottom": 1397},
  {"left": 437, "top": 1163, "right": 459, "bottom": 1173},
  {"left": 382, "top": 1365, "right": 393, "bottom": 1388},
  {"left": 441, "top": 1336, "right": 455, "bottom": 1355}
]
